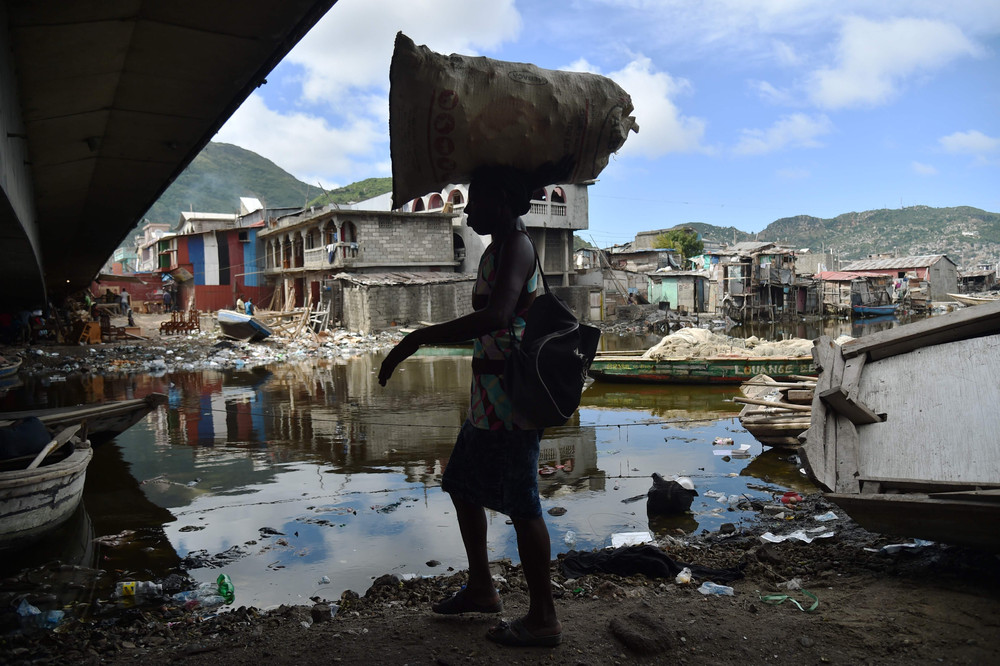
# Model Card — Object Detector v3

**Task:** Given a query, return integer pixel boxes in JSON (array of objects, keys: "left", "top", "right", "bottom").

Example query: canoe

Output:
[
  {"left": 0, "top": 355, "right": 21, "bottom": 379},
  {"left": 800, "top": 299, "right": 1000, "bottom": 550},
  {"left": 737, "top": 374, "right": 814, "bottom": 448},
  {"left": 946, "top": 292, "right": 999, "bottom": 306},
  {"left": 589, "top": 353, "right": 815, "bottom": 384},
  {"left": 217, "top": 309, "right": 273, "bottom": 342},
  {"left": 0, "top": 427, "right": 92, "bottom": 548},
  {"left": 0, "top": 393, "right": 166, "bottom": 445},
  {"left": 852, "top": 303, "right": 898, "bottom": 317}
]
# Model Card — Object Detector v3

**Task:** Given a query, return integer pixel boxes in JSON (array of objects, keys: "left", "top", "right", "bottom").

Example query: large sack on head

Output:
[{"left": 389, "top": 32, "right": 639, "bottom": 208}]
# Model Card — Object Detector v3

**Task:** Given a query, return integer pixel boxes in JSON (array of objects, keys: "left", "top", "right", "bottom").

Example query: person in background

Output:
[
  {"left": 162, "top": 289, "right": 172, "bottom": 313},
  {"left": 236, "top": 295, "right": 245, "bottom": 312},
  {"left": 378, "top": 164, "right": 565, "bottom": 648},
  {"left": 244, "top": 297, "right": 254, "bottom": 316}
]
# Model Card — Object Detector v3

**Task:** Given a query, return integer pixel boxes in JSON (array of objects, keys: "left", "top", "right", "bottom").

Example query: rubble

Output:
[{"left": 2, "top": 313, "right": 403, "bottom": 381}]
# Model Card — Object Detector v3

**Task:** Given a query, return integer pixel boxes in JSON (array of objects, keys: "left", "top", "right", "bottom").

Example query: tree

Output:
[{"left": 653, "top": 228, "right": 704, "bottom": 265}]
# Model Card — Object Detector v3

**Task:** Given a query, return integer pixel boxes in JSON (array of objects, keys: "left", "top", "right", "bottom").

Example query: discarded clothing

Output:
[{"left": 560, "top": 544, "right": 744, "bottom": 583}]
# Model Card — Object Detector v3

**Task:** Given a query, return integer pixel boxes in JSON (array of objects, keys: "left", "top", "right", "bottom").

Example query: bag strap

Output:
[{"left": 500, "top": 229, "right": 547, "bottom": 352}]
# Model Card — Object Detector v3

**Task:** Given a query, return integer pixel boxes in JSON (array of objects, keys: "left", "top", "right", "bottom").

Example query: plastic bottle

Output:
[
  {"left": 172, "top": 586, "right": 225, "bottom": 610},
  {"left": 698, "top": 581, "right": 735, "bottom": 596},
  {"left": 674, "top": 567, "right": 692, "bottom": 585},
  {"left": 172, "top": 575, "right": 235, "bottom": 610},
  {"left": 115, "top": 581, "right": 163, "bottom": 598},
  {"left": 563, "top": 530, "right": 577, "bottom": 549},
  {"left": 216, "top": 573, "right": 235, "bottom": 604}
]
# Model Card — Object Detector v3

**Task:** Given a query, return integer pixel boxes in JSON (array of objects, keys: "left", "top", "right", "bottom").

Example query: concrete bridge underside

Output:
[{"left": 0, "top": 0, "right": 337, "bottom": 309}]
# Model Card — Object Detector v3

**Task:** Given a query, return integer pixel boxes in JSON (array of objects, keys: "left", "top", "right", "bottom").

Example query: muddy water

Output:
[{"left": 2, "top": 348, "right": 819, "bottom": 612}]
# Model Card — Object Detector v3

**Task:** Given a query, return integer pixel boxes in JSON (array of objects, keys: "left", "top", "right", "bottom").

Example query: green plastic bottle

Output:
[{"left": 216, "top": 573, "right": 235, "bottom": 604}]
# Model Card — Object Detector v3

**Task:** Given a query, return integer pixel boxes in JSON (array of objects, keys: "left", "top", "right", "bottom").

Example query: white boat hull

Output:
[{"left": 0, "top": 446, "right": 92, "bottom": 547}]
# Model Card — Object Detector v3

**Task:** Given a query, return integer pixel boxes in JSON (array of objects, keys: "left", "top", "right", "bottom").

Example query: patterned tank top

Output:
[{"left": 467, "top": 232, "right": 541, "bottom": 431}]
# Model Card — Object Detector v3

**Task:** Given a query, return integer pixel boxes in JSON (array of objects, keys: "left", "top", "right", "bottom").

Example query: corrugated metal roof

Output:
[
  {"left": 333, "top": 272, "right": 475, "bottom": 286},
  {"left": 815, "top": 271, "right": 867, "bottom": 281},
  {"left": 649, "top": 269, "right": 709, "bottom": 278},
  {"left": 841, "top": 255, "right": 948, "bottom": 270}
]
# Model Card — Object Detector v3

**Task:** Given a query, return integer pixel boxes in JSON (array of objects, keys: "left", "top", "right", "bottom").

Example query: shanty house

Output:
[
  {"left": 647, "top": 270, "right": 710, "bottom": 313},
  {"left": 714, "top": 242, "right": 801, "bottom": 321},
  {"left": 839, "top": 255, "right": 958, "bottom": 302}
]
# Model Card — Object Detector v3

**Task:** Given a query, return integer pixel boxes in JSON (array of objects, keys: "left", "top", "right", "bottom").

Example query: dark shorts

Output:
[{"left": 441, "top": 420, "right": 543, "bottom": 520}]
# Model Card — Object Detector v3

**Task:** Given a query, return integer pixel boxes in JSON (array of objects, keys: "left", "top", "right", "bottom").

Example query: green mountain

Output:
[
  {"left": 309, "top": 177, "right": 393, "bottom": 207},
  {"left": 691, "top": 206, "right": 1000, "bottom": 268},
  {"left": 142, "top": 142, "right": 320, "bottom": 225}
]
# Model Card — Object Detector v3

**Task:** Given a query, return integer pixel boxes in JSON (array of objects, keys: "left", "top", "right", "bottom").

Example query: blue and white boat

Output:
[{"left": 217, "top": 309, "right": 273, "bottom": 342}]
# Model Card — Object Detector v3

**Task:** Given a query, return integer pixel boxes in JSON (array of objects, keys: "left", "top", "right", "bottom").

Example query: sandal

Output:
[
  {"left": 486, "top": 618, "right": 562, "bottom": 647},
  {"left": 432, "top": 588, "right": 502, "bottom": 615}
]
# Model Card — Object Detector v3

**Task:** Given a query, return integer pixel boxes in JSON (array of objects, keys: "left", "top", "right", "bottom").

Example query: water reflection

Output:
[{"left": 1, "top": 352, "right": 815, "bottom": 611}]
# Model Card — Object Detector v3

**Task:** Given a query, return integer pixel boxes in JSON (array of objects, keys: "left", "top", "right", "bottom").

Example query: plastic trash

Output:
[
  {"left": 172, "top": 574, "right": 235, "bottom": 610},
  {"left": 813, "top": 511, "right": 839, "bottom": 522},
  {"left": 563, "top": 530, "right": 577, "bottom": 549},
  {"left": 675, "top": 567, "right": 692, "bottom": 585},
  {"left": 698, "top": 581, "right": 735, "bottom": 596},
  {"left": 217, "top": 573, "right": 235, "bottom": 604},
  {"left": 17, "top": 599, "right": 42, "bottom": 630},
  {"left": 115, "top": 581, "right": 163, "bottom": 598}
]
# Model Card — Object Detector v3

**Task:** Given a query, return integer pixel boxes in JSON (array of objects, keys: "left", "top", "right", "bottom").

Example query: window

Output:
[
  {"left": 412, "top": 198, "right": 425, "bottom": 212},
  {"left": 449, "top": 189, "right": 464, "bottom": 205},
  {"left": 531, "top": 188, "right": 547, "bottom": 201},
  {"left": 238, "top": 230, "right": 249, "bottom": 243},
  {"left": 428, "top": 194, "right": 444, "bottom": 209},
  {"left": 550, "top": 187, "right": 566, "bottom": 203}
]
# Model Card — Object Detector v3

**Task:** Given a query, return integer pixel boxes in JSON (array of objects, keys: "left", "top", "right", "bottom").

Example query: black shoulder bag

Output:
[{"left": 504, "top": 241, "right": 601, "bottom": 427}]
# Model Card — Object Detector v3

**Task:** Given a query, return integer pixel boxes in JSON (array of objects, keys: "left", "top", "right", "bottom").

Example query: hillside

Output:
[
  {"left": 139, "top": 143, "right": 997, "bottom": 269},
  {"left": 691, "top": 206, "right": 1000, "bottom": 267},
  {"left": 142, "top": 143, "right": 318, "bottom": 225}
]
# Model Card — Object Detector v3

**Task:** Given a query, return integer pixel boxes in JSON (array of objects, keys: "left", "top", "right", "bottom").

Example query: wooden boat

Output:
[
  {"left": 0, "top": 393, "right": 166, "bottom": 445},
  {"left": 736, "top": 374, "right": 815, "bottom": 448},
  {"left": 0, "top": 425, "right": 92, "bottom": 548},
  {"left": 852, "top": 303, "right": 898, "bottom": 317},
  {"left": 0, "top": 355, "right": 22, "bottom": 379},
  {"left": 800, "top": 299, "right": 1000, "bottom": 550},
  {"left": 217, "top": 309, "right": 273, "bottom": 342},
  {"left": 946, "top": 292, "right": 999, "bottom": 307},
  {"left": 589, "top": 351, "right": 815, "bottom": 384}
]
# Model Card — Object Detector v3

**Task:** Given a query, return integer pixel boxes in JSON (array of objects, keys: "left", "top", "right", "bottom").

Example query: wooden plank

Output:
[
  {"left": 841, "top": 355, "right": 866, "bottom": 404},
  {"left": 822, "top": 410, "right": 837, "bottom": 493},
  {"left": 927, "top": 489, "right": 1000, "bottom": 503},
  {"left": 26, "top": 424, "right": 81, "bottom": 470},
  {"left": 733, "top": 396, "right": 812, "bottom": 412},
  {"left": 841, "top": 298, "right": 1000, "bottom": 361},
  {"left": 834, "top": 417, "right": 861, "bottom": 494},
  {"left": 856, "top": 334, "right": 1000, "bottom": 485},
  {"left": 786, "top": 389, "right": 814, "bottom": 403},
  {"left": 819, "top": 387, "right": 885, "bottom": 425}
]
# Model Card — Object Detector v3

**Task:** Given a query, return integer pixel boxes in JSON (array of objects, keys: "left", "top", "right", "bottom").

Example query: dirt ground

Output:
[{"left": 2, "top": 492, "right": 998, "bottom": 666}]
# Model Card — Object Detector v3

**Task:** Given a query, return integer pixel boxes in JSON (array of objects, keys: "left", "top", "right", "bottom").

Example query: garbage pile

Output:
[{"left": 9, "top": 325, "right": 403, "bottom": 381}]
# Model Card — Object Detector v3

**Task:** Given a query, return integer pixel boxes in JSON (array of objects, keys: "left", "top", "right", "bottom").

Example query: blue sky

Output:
[{"left": 215, "top": 0, "right": 1000, "bottom": 246}]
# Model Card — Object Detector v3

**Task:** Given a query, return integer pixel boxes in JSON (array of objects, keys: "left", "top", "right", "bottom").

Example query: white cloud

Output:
[
  {"left": 214, "top": 95, "right": 386, "bottom": 188},
  {"left": 939, "top": 130, "right": 1000, "bottom": 156},
  {"left": 911, "top": 161, "right": 938, "bottom": 176},
  {"left": 576, "top": 57, "right": 709, "bottom": 158},
  {"left": 734, "top": 114, "right": 832, "bottom": 155},
  {"left": 287, "top": 0, "right": 522, "bottom": 104},
  {"left": 750, "top": 80, "right": 794, "bottom": 105},
  {"left": 808, "top": 17, "right": 981, "bottom": 109}
]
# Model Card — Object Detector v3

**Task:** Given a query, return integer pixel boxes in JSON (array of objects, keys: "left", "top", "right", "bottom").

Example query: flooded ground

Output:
[
  {"left": 0, "top": 314, "right": 920, "bottom": 614},
  {"left": 1, "top": 352, "right": 807, "bottom": 613}
]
